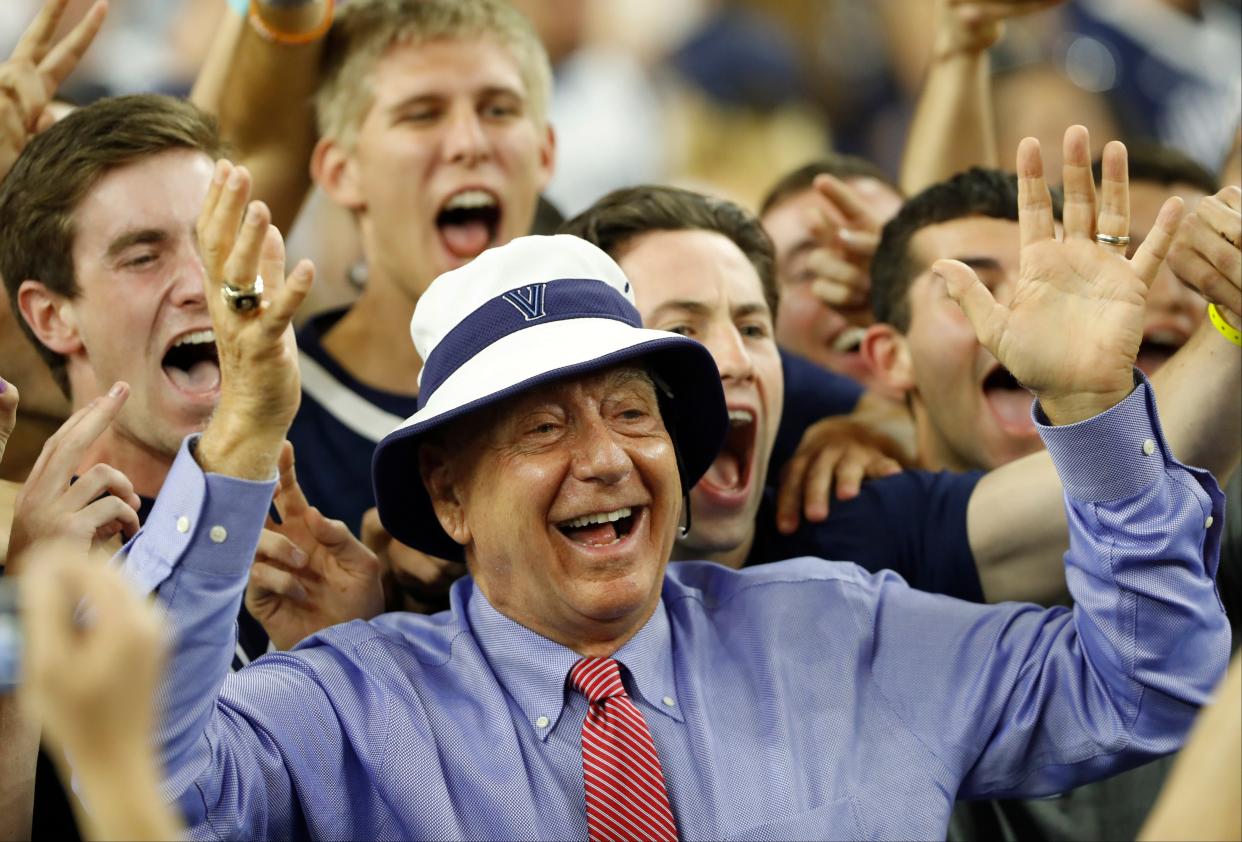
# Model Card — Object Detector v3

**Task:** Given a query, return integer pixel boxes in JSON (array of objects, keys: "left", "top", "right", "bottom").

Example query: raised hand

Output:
[
  {"left": 5, "top": 383, "right": 141, "bottom": 573},
  {"left": 246, "top": 443, "right": 383, "bottom": 650},
  {"left": 774, "top": 418, "right": 905, "bottom": 534},
  {"left": 799, "top": 174, "right": 883, "bottom": 311},
  {"left": 936, "top": 125, "right": 1184, "bottom": 425},
  {"left": 0, "top": 0, "right": 108, "bottom": 179},
  {"left": 194, "top": 160, "right": 314, "bottom": 480},
  {"left": 1166, "top": 185, "right": 1241, "bottom": 324},
  {"left": 936, "top": 0, "right": 1064, "bottom": 56},
  {"left": 361, "top": 508, "right": 467, "bottom": 614}
]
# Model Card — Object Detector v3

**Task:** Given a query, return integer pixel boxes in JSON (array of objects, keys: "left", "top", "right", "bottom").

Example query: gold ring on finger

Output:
[
  {"left": 1095, "top": 233, "right": 1130, "bottom": 247},
  {"left": 221, "top": 275, "right": 264, "bottom": 313}
]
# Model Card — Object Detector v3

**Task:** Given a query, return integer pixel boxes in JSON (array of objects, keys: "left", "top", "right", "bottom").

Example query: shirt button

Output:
[
  {"left": 1205, "top": 515, "right": 1215, "bottom": 529},
  {"left": 1142, "top": 439, "right": 1156, "bottom": 456},
  {"left": 535, "top": 716, "right": 549, "bottom": 729},
  {"left": 176, "top": 516, "right": 190, "bottom": 534},
  {"left": 662, "top": 696, "right": 675, "bottom": 707},
  {"left": 209, "top": 525, "right": 228, "bottom": 544}
]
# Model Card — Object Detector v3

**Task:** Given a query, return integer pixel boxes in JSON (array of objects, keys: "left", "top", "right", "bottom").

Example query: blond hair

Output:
[{"left": 316, "top": 0, "right": 552, "bottom": 148}]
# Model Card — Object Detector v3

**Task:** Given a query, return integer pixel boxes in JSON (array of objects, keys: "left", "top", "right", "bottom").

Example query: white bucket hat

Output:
[{"left": 372, "top": 235, "right": 728, "bottom": 559}]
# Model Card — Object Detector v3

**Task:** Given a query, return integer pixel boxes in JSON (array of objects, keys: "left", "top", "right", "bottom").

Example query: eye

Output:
[
  {"left": 740, "top": 322, "right": 771, "bottom": 339},
  {"left": 531, "top": 422, "right": 557, "bottom": 435},
  {"left": 620, "top": 408, "right": 647, "bottom": 421},
  {"left": 124, "top": 252, "right": 158, "bottom": 269},
  {"left": 664, "top": 324, "right": 695, "bottom": 338}
]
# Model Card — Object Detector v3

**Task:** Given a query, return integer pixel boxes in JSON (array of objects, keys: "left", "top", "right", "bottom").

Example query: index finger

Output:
[
  {"left": 813, "top": 173, "right": 881, "bottom": 231},
  {"left": 276, "top": 441, "right": 310, "bottom": 517},
  {"left": 1016, "top": 137, "right": 1056, "bottom": 248},
  {"left": 36, "top": 0, "right": 107, "bottom": 96},
  {"left": 38, "top": 382, "right": 129, "bottom": 484},
  {"left": 11, "top": 0, "right": 71, "bottom": 63}
]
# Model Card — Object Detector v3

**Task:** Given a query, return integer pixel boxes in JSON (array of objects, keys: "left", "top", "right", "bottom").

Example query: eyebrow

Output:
[
  {"left": 105, "top": 228, "right": 168, "bottom": 258},
  {"left": 387, "top": 85, "right": 525, "bottom": 114},
  {"left": 779, "top": 237, "right": 819, "bottom": 266},
  {"left": 648, "top": 299, "right": 711, "bottom": 322}
]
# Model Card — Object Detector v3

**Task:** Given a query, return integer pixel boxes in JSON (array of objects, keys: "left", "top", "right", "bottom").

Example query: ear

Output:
[
  {"left": 535, "top": 122, "right": 556, "bottom": 192},
  {"left": 418, "top": 443, "right": 471, "bottom": 546},
  {"left": 17, "top": 280, "right": 83, "bottom": 357},
  {"left": 859, "top": 323, "right": 915, "bottom": 395},
  {"left": 311, "top": 135, "right": 367, "bottom": 212}
]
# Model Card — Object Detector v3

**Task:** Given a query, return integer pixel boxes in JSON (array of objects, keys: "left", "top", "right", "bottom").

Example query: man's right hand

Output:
[
  {"left": 935, "top": 0, "right": 1063, "bottom": 57},
  {"left": 0, "top": 376, "right": 17, "bottom": 467},
  {"left": 4, "top": 382, "right": 140, "bottom": 574},
  {"left": 0, "top": 0, "right": 107, "bottom": 180},
  {"left": 1166, "top": 185, "right": 1241, "bottom": 325},
  {"left": 194, "top": 160, "right": 314, "bottom": 481},
  {"left": 361, "top": 508, "right": 467, "bottom": 614}
]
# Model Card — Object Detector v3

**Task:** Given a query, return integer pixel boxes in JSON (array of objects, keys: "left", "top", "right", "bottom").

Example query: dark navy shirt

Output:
[
  {"left": 747, "top": 469, "right": 986, "bottom": 602},
  {"left": 288, "top": 308, "right": 419, "bottom": 536},
  {"left": 771, "top": 348, "right": 864, "bottom": 474}
]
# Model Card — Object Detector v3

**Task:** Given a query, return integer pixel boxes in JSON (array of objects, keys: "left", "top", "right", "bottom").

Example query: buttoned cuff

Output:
[
  {"left": 120, "top": 435, "right": 277, "bottom": 593},
  {"left": 1034, "top": 372, "right": 1168, "bottom": 502}
]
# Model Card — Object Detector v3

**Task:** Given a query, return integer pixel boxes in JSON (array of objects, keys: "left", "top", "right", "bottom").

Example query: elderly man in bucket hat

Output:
[{"left": 116, "top": 134, "right": 1228, "bottom": 841}]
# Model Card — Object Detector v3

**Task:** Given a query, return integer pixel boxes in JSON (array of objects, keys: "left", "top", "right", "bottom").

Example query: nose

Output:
[
  {"left": 442, "top": 103, "right": 489, "bottom": 167},
  {"left": 170, "top": 251, "right": 208, "bottom": 309},
  {"left": 704, "top": 322, "right": 755, "bottom": 385},
  {"left": 570, "top": 413, "right": 632, "bottom": 486}
]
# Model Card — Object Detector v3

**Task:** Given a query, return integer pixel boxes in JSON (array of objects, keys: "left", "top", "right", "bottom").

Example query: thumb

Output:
[
  {"left": 360, "top": 507, "right": 391, "bottom": 554},
  {"left": 934, "top": 258, "right": 1006, "bottom": 352}
]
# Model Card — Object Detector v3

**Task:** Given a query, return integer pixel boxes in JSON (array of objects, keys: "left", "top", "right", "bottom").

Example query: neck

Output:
[
  {"left": 78, "top": 427, "right": 174, "bottom": 500},
  {"left": 912, "top": 402, "right": 969, "bottom": 472},
  {"left": 322, "top": 262, "right": 425, "bottom": 395},
  {"left": 671, "top": 527, "right": 754, "bottom": 569}
]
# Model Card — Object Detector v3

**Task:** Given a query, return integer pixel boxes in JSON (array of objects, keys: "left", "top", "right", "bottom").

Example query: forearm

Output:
[
  {"left": 1150, "top": 318, "right": 1242, "bottom": 483},
  {"left": 190, "top": 1, "right": 327, "bottom": 233},
  {"left": 0, "top": 696, "right": 38, "bottom": 841},
  {"left": 899, "top": 1, "right": 998, "bottom": 197}
]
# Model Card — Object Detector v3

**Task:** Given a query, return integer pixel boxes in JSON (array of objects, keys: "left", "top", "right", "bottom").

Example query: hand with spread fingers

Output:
[
  {"left": 935, "top": 126, "right": 1184, "bottom": 425},
  {"left": 5, "top": 383, "right": 141, "bottom": 573},
  {"left": 1167, "top": 185, "right": 1242, "bottom": 326},
  {"left": 361, "top": 508, "right": 468, "bottom": 614},
  {"left": 247, "top": 442, "right": 384, "bottom": 650},
  {"left": 800, "top": 174, "right": 884, "bottom": 312},
  {"left": 0, "top": 0, "right": 107, "bottom": 180},
  {"left": 194, "top": 159, "right": 314, "bottom": 481},
  {"left": 774, "top": 418, "right": 906, "bottom": 534},
  {"left": 0, "top": 376, "right": 16, "bottom": 468}
]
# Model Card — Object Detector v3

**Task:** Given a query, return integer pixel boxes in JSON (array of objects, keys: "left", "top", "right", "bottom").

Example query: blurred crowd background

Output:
[{"left": 2, "top": 0, "right": 1238, "bottom": 218}]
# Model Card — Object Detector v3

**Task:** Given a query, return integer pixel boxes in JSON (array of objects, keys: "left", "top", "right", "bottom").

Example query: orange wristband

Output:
[{"left": 248, "top": 0, "right": 335, "bottom": 46}]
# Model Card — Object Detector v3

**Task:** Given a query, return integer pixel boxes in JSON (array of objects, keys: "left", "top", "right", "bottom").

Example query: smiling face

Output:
[
  {"left": 763, "top": 177, "right": 902, "bottom": 389},
  {"left": 425, "top": 366, "right": 680, "bottom": 652},
  {"left": 617, "top": 229, "right": 783, "bottom": 562},
  {"left": 900, "top": 216, "right": 1041, "bottom": 472},
  {"left": 326, "top": 35, "right": 554, "bottom": 300},
  {"left": 62, "top": 148, "right": 219, "bottom": 457}
]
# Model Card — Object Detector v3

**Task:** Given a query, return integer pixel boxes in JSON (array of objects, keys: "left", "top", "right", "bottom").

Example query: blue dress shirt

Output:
[{"left": 121, "top": 378, "right": 1229, "bottom": 841}]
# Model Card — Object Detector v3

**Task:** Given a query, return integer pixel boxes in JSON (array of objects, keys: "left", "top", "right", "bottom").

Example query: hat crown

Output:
[{"left": 411, "top": 235, "right": 636, "bottom": 373}]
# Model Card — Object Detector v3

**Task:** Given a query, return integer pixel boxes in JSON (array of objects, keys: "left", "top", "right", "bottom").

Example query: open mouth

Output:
[
  {"left": 697, "top": 408, "right": 758, "bottom": 505},
  {"left": 436, "top": 188, "right": 502, "bottom": 260},
  {"left": 556, "top": 506, "right": 641, "bottom": 547},
  {"left": 830, "top": 326, "right": 867, "bottom": 354},
  {"left": 981, "top": 365, "right": 1035, "bottom": 434},
  {"left": 1136, "top": 329, "right": 1187, "bottom": 375},
  {"left": 161, "top": 328, "right": 220, "bottom": 396}
]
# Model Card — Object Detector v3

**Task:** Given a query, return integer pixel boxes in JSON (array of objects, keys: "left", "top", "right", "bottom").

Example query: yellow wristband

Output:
[{"left": 1207, "top": 302, "right": 1242, "bottom": 347}]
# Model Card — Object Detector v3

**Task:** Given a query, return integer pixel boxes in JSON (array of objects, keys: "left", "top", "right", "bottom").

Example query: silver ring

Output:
[
  {"left": 221, "top": 276, "right": 264, "bottom": 313},
  {"left": 1095, "top": 233, "right": 1131, "bottom": 247}
]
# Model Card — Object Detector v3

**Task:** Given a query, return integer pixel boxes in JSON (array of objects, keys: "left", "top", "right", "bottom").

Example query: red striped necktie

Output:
[{"left": 570, "top": 657, "right": 679, "bottom": 842}]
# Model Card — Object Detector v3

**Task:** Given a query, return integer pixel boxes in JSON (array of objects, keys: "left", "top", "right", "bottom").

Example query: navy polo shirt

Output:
[{"left": 771, "top": 349, "right": 865, "bottom": 474}]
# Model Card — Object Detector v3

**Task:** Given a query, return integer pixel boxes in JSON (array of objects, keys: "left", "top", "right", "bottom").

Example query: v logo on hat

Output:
[{"left": 502, "top": 283, "right": 548, "bottom": 321}]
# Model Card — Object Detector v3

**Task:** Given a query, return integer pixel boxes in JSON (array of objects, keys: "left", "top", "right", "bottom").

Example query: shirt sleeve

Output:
[{"left": 860, "top": 375, "right": 1229, "bottom": 799}]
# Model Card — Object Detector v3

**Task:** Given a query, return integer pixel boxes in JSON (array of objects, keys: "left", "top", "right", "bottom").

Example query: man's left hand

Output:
[
  {"left": 936, "top": 125, "right": 1183, "bottom": 425},
  {"left": 245, "top": 443, "right": 384, "bottom": 650}
]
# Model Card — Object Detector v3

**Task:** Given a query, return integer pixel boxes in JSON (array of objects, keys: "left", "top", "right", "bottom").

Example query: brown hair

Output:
[
  {"left": 759, "top": 153, "right": 901, "bottom": 218},
  {"left": 559, "top": 185, "right": 780, "bottom": 315},
  {"left": 0, "top": 94, "right": 224, "bottom": 395},
  {"left": 316, "top": 0, "right": 553, "bottom": 148}
]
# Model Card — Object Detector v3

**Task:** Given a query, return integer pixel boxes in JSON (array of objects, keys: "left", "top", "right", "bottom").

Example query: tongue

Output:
[
  {"left": 440, "top": 220, "right": 491, "bottom": 258},
  {"left": 985, "top": 388, "right": 1035, "bottom": 432},
  {"left": 703, "top": 451, "right": 741, "bottom": 489},
  {"left": 165, "top": 360, "right": 221, "bottom": 394},
  {"left": 565, "top": 522, "right": 618, "bottom": 546}
]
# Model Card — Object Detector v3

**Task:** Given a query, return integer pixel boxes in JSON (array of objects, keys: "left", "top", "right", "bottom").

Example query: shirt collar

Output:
[{"left": 466, "top": 581, "right": 683, "bottom": 742}]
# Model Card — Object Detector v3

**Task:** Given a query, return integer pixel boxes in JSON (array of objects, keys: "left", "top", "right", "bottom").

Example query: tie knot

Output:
[{"left": 570, "top": 657, "right": 627, "bottom": 704}]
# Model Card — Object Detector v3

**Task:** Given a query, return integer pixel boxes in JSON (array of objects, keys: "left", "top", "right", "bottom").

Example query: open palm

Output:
[{"left": 937, "top": 126, "right": 1183, "bottom": 424}]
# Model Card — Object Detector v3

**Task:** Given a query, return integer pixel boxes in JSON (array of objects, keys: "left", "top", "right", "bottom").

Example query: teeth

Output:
[
  {"left": 728, "top": 409, "right": 754, "bottom": 426},
  {"left": 831, "top": 326, "right": 866, "bottom": 353},
  {"left": 444, "top": 189, "right": 497, "bottom": 211},
  {"left": 560, "top": 507, "right": 632, "bottom": 530},
  {"left": 173, "top": 329, "right": 215, "bottom": 348}
]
